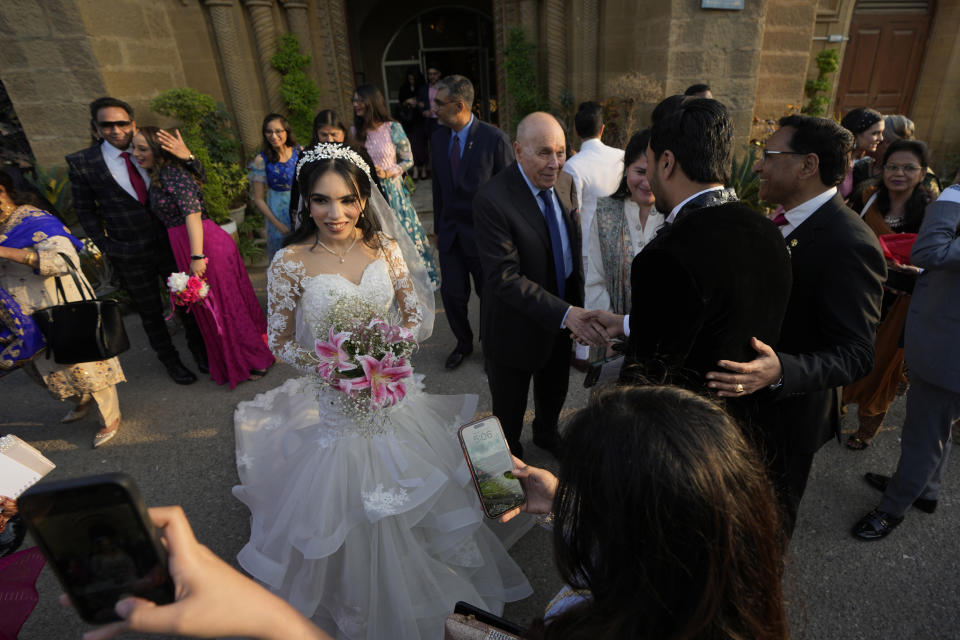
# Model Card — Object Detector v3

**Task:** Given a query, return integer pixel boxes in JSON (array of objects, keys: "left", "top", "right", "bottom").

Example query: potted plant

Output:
[{"left": 150, "top": 89, "right": 249, "bottom": 240}]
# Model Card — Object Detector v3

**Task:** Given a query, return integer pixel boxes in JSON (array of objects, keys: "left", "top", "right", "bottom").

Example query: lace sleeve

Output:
[
  {"left": 267, "top": 249, "right": 318, "bottom": 373},
  {"left": 380, "top": 235, "right": 423, "bottom": 335}
]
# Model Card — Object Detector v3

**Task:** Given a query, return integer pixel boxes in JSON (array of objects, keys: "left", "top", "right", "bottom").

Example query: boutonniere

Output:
[{"left": 790, "top": 238, "right": 798, "bottom": 248}]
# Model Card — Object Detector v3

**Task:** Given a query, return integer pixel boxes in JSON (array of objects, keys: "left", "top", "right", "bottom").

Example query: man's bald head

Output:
[{"left": 514, "top": 112, "right": 566, "bottom": 190}]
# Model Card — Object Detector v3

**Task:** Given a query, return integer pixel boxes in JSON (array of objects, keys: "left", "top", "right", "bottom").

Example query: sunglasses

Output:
[{"left": 98, "top": 120, "right": 132, "bottom": 129}]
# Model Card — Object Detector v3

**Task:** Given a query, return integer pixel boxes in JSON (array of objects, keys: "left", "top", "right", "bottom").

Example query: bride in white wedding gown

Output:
[{"left": 232, "top": 144, "right": 532, "bottom": 639}]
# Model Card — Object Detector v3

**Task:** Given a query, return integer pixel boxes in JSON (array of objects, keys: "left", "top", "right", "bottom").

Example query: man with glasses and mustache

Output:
[
  {"left": 66, "top": 97, "right": 207, "bottom": 385},
  {"left": 704, "top": 115, "right": 886, "bottom": 536}
]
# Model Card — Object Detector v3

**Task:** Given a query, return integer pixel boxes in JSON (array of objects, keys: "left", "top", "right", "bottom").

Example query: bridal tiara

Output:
[{"left": 296, "top": 143, "right": 372, "bottom": 181}]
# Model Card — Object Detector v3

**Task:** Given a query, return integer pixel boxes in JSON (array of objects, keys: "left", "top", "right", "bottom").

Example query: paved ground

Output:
[{"left": 5, "top": 192, "right": 958, "bottom": 638}]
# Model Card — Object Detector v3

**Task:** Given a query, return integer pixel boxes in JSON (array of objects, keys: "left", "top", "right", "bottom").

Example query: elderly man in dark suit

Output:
[
  {"left": 431, "top": 74, "right": 513, "bottom": 369},
  {"left": 66, "top": 97, "right": 206, "bottom": 385},
  {"left": 853, "top": 185, "right": 960, "bottom": 540},
  {"left": 705, "top": 115, "right": 886, "bottom": 536},
  {"left": 474, "top": 112, "right": 606, "bottom": 457}
]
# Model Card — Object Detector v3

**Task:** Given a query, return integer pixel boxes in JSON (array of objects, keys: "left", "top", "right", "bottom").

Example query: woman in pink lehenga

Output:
[{"left": 133, "top": 127, "right": 274, "bottom": 388}]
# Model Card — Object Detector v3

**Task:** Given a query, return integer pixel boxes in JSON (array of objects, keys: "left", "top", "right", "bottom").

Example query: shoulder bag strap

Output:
[{"left": 56, "top": 252, "right": 96, "bottom": 301}]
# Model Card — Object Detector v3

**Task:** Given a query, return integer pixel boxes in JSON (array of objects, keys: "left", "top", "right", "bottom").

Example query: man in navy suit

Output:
[
  {"left": 431, "top": 75, "right": 513, "bottom": 369},
  {"left": 66, "top": 97, "right": 206, "bottom": 385}
]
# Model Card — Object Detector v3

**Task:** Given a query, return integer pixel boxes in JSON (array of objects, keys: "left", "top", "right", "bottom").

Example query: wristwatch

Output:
[{"left": 188, "top": 154, "right": 196, "bottom": 163}]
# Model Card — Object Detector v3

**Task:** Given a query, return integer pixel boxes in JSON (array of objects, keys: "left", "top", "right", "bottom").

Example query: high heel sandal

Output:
[
  {"left": 249, "top": 366, "right": 270, "bottom": 381},
  {"left": 845, "top": 413, "right": 884, "bottom": 451},
  {"left": 61, "top": 398, "right": 93, "bottom": 423},
  {"left": 93, "top": 419, "right": 120, "bottom": 449}
]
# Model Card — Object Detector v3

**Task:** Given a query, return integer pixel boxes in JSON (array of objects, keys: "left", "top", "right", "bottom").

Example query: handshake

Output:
[{"left": 563, "top": 308, "right": 626, "bottom": 348}]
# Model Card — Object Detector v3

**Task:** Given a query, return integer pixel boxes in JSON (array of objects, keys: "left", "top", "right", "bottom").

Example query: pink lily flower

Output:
[
  {"left": 315, "top": 327, "right": 356, "bottom": 372},
  {"left": 336, "top": 376, "right": 370, "bottom": 396},
  {"left": 358, "top": 354, "right": 412, "bottom": 408}
]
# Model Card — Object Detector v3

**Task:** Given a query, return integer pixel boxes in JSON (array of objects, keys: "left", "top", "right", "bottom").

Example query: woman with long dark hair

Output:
[
  {"left": 310, "top": 109, "right": 347, "bottom": 145},
  {"left": 351, "top": 83, "right": 439, "bottom": 288},
  {"left": 840, "top": 107, "right": 884, "bottom": 200},
  {"left": 844, "top": 139, "right": 938, "bottom": 449},
  {"left": 502, "top": 385, "right": 787, "bottom": 639},
  {"left": 233, "top": 143, "right": 531, "bottom": 639},
  {"left": 249, "top": 114, "right": 302, "bottom": 260},
  {"left": 132, "top": 127, "right": 274, "bottom": 388}
]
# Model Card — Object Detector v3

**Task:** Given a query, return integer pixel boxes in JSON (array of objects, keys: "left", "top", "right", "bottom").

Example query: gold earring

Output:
[{"left": 0, "top": 201, "right": 15, "bottom": 216}]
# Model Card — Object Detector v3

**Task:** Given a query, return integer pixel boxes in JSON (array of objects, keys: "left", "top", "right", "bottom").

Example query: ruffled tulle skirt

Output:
[{"left": 233, "top": 376, "right": 533, "bottom": 639}]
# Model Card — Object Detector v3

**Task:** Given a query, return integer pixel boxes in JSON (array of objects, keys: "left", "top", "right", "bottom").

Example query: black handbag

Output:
[{"left": 31, "top": 252, "right": 130, "bottom": 365}]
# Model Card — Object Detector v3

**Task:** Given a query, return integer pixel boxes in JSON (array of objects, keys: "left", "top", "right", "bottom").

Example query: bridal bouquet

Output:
[
  {"left": 167, "top": 272, "right": 210, "bottom": 307},
  {"left": 314, "top": 296, "right": 417, "bottom": 421}
]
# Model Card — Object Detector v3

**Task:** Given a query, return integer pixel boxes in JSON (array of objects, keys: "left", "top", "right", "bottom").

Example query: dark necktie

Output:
[
  {"left": 120, "top": 151, "right": 148, "bottom": 205},
  {"left": 771, "top": 211, "right": 789, "bottom": 226},
  {"left": 449, "top": 134, "right": 461, "bottom": 178},
  {"left": 538, "top": 189, "right": 566, "bottom": 299}
]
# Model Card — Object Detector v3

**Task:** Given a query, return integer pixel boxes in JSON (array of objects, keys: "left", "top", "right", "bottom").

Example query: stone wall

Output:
[
  {"left": 752, "top": 0, "right": 818, "bottom": 132},
  {"left": 909, "top": 1, "right": 960, "bottom": 174},
  {"left": 0, "top": 0, "right": 107, "bottom": 167}
]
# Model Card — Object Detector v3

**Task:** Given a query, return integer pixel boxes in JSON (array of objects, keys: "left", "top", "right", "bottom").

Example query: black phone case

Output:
[{"left": 18, "top": 472, "right": 174, "bottom": 623}]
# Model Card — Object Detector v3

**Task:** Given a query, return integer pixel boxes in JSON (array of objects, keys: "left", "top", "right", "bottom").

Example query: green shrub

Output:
[
  {"left": 504, "top": 27, "right": 547, "bottom": 131},
  {"left": 802, "top": 49, "right": 839, "bottom": 117},
  {"left": 271, "top": 34, "right": 320, "bottom": 143},
  {"left": 151, "top": 88, "right": 248, "bottom": 223}
]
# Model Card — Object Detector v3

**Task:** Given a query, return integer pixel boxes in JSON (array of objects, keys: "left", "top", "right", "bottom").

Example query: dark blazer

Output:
[
  {"left": 761, "top": 194, "right": 885, "bottom": 453},
  {"left": 474, "top": 164, "right": 582, "bottom": 371},
  {"left": 431, "top": 119, "right": 513, "bottom": 254},
  {"left": 66, "top": 144, "right": 158, "bottom": 260},
  {"left": 905, "top": 194, "right": 960, "bottom": 394},
  {"left": 623, "top": 202, "right": 793, "bottom": 402}
]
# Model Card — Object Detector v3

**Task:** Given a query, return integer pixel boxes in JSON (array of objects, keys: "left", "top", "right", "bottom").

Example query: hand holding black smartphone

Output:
[
  {"left": 17, "top": 472, "right": 175, "bottom": 624},
  {"left": 458, "top": 418, "right": 526, "bottom": 519}
]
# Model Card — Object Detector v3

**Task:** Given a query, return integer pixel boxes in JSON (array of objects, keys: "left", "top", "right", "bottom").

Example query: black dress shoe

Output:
[
  {"left": 165, "top": 361, "right": 198, "bottom": 385},
  {"left": 852, "top": 508, "right": 904, "bottom": 541},
  {"left": 445, "top": 350, "right": 470, "bottom": 370},
  {"left": 864, "top": 472, "right": 937, "bottom": 513},
  {"left": 191, "top": 350, "right": 209, "bottom": 374}
]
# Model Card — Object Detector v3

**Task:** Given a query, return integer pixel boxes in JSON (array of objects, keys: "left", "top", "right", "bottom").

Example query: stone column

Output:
[
  {"left": 313, "top": 0, "right": 354, "bottom": 120},
  {"left": 204, "top": 0, "right": 261, "bottom": 149},
  {"left": 279, "top": 0, "right": 314, "bottom": 67},
  {"left": 243, "top": 0, "right": 284, "bottom": 113},
  {"left": 542, "top": 0, "right": 568, "bottom": 107}
]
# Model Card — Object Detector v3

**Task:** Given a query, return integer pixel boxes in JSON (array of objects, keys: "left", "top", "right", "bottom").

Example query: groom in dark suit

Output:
[
  {"left": 474, "top": 112, "right": 606, "bottom": 457},
  {"left": 66, "top": 97, "right": 207, "bottom": 385},
  {"left": 430, "top": 75, "right": 513, "bottom": 369},
  {"left": 706, "top": 115, "right": 885, "bottom": 535}
]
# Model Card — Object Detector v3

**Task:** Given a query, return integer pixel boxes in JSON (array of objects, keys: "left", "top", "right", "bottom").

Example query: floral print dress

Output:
[{"left": 359, "top": 121, "right": 440, "bottom": 289}]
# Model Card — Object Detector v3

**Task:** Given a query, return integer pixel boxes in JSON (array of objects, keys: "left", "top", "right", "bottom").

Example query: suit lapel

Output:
[
  {"left": 507, "top": 164, "right": 552, "bottom": 250},
  {"left": 455, "top": 119, "right": 480, "bottom": 183},
  {"left": 88, "top": 144, "right": 143, "bottom": 206}
]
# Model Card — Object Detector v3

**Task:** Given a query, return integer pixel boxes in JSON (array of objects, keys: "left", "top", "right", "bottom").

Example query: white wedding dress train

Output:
[{"left": 233, "top": 243, "right": 532, "bottom": 640}]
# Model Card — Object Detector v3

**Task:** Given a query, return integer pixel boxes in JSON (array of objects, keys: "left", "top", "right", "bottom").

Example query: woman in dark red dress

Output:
[{"left": 132, "top": 127, "right": 274, "bottom": 388}]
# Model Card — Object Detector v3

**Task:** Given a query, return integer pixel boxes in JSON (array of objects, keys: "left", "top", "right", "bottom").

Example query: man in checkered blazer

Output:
[{"left": 66, "top": 97, "right": 207, "bottom": 384}]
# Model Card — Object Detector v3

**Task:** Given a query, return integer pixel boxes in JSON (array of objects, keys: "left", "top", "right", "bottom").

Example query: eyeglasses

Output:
[
  {"left": 761, "top": 149, "right": 806, "bottom": 162},
  {"left": 97, "top": 120, "right": 132, "bottom": 129},
  {"left": 433, "top": 98, "right": 454, "bottom": 108},
  {"left": 883, "top": 163, "right": 922, "bottom": 174}
]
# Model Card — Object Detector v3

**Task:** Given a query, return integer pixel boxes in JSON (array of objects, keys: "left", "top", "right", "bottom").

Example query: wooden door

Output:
[{"left": 835, "top": 5, "right": 931, "bottom": 116}]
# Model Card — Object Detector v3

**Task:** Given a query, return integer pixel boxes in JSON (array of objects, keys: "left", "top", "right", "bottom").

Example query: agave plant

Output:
[{"left": 729, "top": 145, "right": 771, "bottom": 215}]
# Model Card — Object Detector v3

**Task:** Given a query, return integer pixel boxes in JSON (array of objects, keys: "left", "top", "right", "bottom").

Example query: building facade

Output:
[{"left": 1, "top": 0, "right": 957, "bottom": 173}]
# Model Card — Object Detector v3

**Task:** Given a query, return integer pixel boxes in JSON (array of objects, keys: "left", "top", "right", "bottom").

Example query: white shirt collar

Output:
[
  {"left": 666, "top": 186, "right": 724, "bottom": 223},
  {"left": 780, "top": 187, "right": 837, "bottom": 236},
  {"left": 101, "top": 139, "right": 131, "bottom": 157},
  {"left": 517, "top": 162, "right": 549, "bottom": 200},
  {"left": 579, "top": 137, "right": 603, "bottom": 151}
]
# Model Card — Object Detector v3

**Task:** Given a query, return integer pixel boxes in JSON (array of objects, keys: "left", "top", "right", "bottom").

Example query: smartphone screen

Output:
[
  {"left": 458, "top": 418, "right": 526, "bottom": 518},
  {"left": 18, "top": 474, "right": 174, "bottom": 623}
]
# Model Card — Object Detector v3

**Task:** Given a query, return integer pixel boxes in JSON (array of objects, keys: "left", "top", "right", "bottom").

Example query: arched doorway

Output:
[{"left": 380, "top": 8, "right": 497, "bottom": 123}]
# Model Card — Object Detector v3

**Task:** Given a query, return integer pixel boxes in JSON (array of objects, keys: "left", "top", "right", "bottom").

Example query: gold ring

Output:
[{"left": 735, "top": 383, "right": 745, "bottom": 393}]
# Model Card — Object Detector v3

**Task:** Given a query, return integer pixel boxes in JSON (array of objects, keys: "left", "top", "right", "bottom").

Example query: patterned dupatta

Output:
[
  {"left": 594, "top": 197, "right": 632, "bottom": 316},
  {"left": 0, "top": 206, "right": 82, "bottom": 374}
]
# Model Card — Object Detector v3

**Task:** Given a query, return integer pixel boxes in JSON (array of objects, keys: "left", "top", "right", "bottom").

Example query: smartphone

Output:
[
  {"left": 458, "top": 417, "right": 526, "bottom": 519},
  {"left": 17, "top": 472, "right": 175, "bottom": 623}
]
